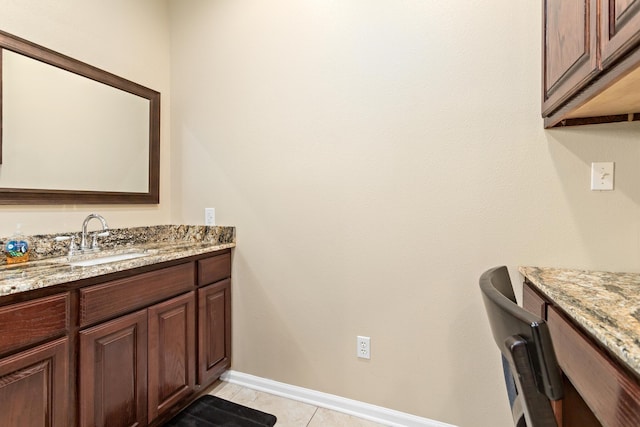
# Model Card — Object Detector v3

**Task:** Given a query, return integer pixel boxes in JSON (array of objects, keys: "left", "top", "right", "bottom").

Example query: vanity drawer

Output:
[
  {"left": 548, "top": 306, "right": 640, "bottom": 426},
  {"left": 198, "top": 251, "right": 231, "bottom": 286},
  {"left": 0, "top": 293, "right": 69, "bottom": 355},
  {"left": 80, "top": 263, "right": 195, "bottom": 327}
]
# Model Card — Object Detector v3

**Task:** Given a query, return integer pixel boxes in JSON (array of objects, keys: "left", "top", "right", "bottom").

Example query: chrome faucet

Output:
[{"left": 80, "top": 214, "right": 110, "bottom": 250}]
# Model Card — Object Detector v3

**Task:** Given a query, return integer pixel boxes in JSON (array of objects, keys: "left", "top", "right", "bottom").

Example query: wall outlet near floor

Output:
[
  {"left": 205, "top": 208, "right": 216, "bottom": 225},
  {"left": 357, "top": 336, "right": 371, "bottom": 359},
  {"left": 591, "top": 162, "right": 614, "bottom": 191}
]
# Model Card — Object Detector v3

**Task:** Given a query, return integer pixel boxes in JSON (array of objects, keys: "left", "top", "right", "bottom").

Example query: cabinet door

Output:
[
  {"left": 79, "top": 310, "right": 148, "bottom": 427},
  {"left": 0, "top": 337, "right": 69, "bottom": 427},
  {"left": 543, "top": 0, "right": 599, "bottom": 116},
  {"left": 601, "top": 0, "right": 640, "bottom": 67},
  {"left": 198, "top": 279, "right": 231, "bottom": 385},
  {"left": 148, "top": 292, "right": 196, "bottom": 422}
]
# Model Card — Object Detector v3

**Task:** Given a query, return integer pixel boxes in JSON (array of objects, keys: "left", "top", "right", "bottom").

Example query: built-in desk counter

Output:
[{"left": 520, "top": 266, "right": 640, "bottom": 427}]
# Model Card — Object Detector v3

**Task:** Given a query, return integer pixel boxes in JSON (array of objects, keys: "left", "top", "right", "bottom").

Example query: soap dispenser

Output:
[{"left": 5, "top": 224, "right": 30, "bottom": 264}]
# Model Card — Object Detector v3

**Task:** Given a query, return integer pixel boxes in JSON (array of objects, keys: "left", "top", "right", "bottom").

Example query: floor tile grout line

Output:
[
  {"left": 227, "top": 385, "right": 242, "bottom": 401},
  {"left": 306, "top": 406, "right": 320, "bottom": 427}
]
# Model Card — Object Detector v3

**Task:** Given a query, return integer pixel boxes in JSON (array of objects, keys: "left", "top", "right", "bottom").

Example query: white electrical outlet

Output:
[
  {"left": 591, "top": 162, "right": 614, "bottom": 191},
  {"left": 357, "top": 336, "right": 371, "bottom": 359},
  {"left": 205, "top": 208, "right": 216, "bottom": 226}
]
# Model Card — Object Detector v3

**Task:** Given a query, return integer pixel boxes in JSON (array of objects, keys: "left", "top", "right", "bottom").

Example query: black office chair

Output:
[{"left": 479, "top": 266, "right": 563, "bottom": 427}]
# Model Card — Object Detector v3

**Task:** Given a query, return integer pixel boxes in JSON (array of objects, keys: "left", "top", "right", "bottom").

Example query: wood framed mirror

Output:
[{"left": 0, "top": 30, "right": 160, "bottom": 204}]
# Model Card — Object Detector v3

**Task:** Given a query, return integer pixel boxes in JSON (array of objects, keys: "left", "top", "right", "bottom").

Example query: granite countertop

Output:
[
  {"left": 519, "top": 266, "right": 640, "bottom": 377},
  {"left": 0, "top": 225, "right": 235, "bottom": 298}
]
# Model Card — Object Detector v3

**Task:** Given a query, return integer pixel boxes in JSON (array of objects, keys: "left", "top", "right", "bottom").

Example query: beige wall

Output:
[
  {"left": 0, "top": 0, "right": 172, "bottom": 234},
  {"left": 170, "top": 1, "right": 640, "bottom": 426},
  {"left": 3, "top": 1, "right": 640, "bottom": 426}
]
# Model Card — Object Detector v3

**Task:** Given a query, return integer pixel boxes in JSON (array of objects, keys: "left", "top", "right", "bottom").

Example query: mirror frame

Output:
[{"left": 0, "top": 30, "right": 160, "bottom": 204}]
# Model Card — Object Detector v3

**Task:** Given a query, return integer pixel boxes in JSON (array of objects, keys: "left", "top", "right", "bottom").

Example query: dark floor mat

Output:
[{"left": 164, "top": 395, "right": 277, "bottom": 427}]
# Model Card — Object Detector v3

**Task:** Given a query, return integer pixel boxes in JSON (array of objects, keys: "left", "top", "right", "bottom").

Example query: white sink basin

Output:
[
  {"left": 51, "top": 249, "right": 159, "bottom": 267},
  {"left": 68, "top": 252, "right": 150, "bottom": 267}
]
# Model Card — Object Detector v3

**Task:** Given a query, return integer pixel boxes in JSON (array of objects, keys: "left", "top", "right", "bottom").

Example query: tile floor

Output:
[{"left": 209, "top": 381, "right": 387, "bottom": 427}]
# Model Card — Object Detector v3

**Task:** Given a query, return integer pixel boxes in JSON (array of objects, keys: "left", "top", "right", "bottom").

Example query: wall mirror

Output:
[{"left": 0, "top": 30, "right": 160, "bottom": 204}]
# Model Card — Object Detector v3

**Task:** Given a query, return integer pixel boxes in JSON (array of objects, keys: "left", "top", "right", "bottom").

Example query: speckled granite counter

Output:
[
  {"left": 0, "top": 225, "right": 235, "bottom": 298},
  {"left": 519, "top": 266, "right": 640, "bottom": 377}
]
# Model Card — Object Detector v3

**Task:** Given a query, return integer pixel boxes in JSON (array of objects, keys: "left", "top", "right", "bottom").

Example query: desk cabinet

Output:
[
  {"left": 547, "top": 305, "right": 640, "bottom": 427},
  {"left": 524, "top": 281, "right": 640, "bottom": 427}
]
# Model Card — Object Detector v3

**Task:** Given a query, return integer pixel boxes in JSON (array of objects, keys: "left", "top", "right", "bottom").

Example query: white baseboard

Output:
[{"left": 220, "top": 370, "right": 457, "bottom": 427}]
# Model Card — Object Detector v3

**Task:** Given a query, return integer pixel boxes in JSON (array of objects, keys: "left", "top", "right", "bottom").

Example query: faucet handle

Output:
[
  {"left": 54, "top": 235, "right": 76, "bottom": 244},
  {"left": 55, "top": 235, "right": 77, "bottom": 256},
  {"left": 91, "top": 231, "right": 109, "bottom": 249}
]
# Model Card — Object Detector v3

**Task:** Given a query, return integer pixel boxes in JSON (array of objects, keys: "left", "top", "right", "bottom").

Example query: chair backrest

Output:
[{"left": 479, "top": 266, "right": 563, "bottom": 427}]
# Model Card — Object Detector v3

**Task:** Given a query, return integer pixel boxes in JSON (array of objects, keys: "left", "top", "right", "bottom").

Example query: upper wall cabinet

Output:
[
  {"left": 601, "top": 0, "right": 640, "bottom": 66},
  {"left": 543, "top": 0, "right": 640, "bottom": 128},
  {"left": 542, "top": 0, "right": 598, "bottom": 119}
]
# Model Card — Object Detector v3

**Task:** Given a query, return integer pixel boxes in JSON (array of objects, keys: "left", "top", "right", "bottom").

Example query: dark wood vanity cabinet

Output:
[
  {"left": 198, "top": 279, "right": 231, "bottom": 385},
  {"left": 543, "top": 0, "right": 640, "bottom": 127},
  {"left": 78, "top": 263, "right": 196, "bottom": 427},
  {"left": 80, "top": 291, "right": 197, "bottom": 426},
  {"left": 197, "top": 253, "right": 232, "bottom": 386},
  {"left": 0, "top": 294, "right": 70, "bottom": 427},
  {"left": 0, "top": 337, "right": 69, "bottom": 427},
  {"left": 148, "top": 292, "right": 196, "bottom": 421},
  {"left": 0, "top": 248, "right": 232, "bottom": 427},
  {"left": 79, "top": 310, "right": 149, "bottom": 427},
  {"left": 80, "top": 291, "right": 196, "bottom": 426}
]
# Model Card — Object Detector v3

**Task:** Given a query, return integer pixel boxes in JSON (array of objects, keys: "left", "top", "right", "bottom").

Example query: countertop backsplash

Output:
[{"left": 0, "top": 225, "right": 236, "bottom": 264}]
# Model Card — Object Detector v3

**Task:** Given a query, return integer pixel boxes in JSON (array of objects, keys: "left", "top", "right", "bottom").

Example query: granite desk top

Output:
[
  {"left": 0, "top": 225, "right": 235, "bottom": 298},
  {"left": 519, "top": 266, "right": 640, "bottom": 377}
]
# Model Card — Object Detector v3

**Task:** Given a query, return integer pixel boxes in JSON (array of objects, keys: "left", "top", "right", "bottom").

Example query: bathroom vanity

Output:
[{"left": 0, "top": 225, "right": 234, "bottom": 427}]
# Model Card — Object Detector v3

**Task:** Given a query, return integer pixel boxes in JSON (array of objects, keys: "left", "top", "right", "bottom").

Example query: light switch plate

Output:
[{"left": 591, "top": 162, "right": 614, "bottom": 191}]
